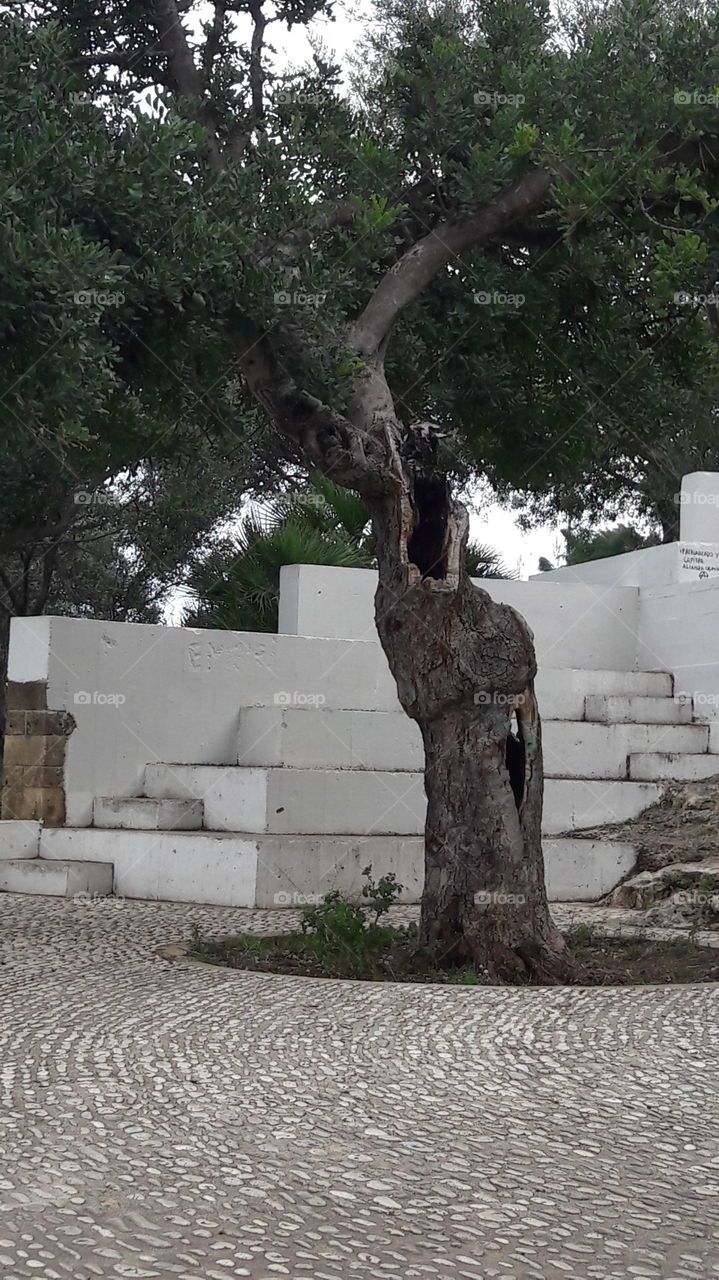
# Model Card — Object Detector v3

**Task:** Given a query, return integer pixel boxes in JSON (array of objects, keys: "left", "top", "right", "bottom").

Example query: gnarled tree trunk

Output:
[
  {"left": 369, "top": 469, "right": 572, "bottom": 983},
  {"left": 239, "top": 246, "right": 575, "bottom": 983}
]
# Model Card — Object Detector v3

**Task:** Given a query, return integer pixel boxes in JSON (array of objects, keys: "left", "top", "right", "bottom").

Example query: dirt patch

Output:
[
  {"left": 188, "top": 926, "right": 719, "bottom": 987},
  {"left": 569, "top": 776, "right": 719, "bottom": 872}
]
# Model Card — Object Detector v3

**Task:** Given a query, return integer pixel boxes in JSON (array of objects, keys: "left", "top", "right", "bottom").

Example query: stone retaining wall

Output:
[{"left": 1, "top": 682, "right": 74, "bottom": 826}]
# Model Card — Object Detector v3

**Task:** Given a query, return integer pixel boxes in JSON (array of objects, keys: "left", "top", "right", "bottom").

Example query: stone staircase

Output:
[{"left": 2, "top": 666, "right": 719, "bottom": 906}]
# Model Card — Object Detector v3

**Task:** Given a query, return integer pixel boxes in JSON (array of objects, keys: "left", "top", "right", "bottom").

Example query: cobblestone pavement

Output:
[{"left": 1, "top": 893, "right": 718, "bottom": 1280}]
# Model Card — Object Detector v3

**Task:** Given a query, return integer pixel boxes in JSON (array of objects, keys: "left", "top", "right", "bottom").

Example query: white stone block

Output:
[
  {"left": 536, "top": 668, "right": 672, "bottom": 717},
  {"left": 0, "top": 820, "right": 41, "bottom": 860},
  {"left": 144, "top": 764, "right": 271, "bottom": 832},
  {"left": 279, "top": 564, "right": 641, "bottom": 670},
  {"left": 677, "top": 542, "right": 719, "bottom": 582},
  {"left": 0, "top": 857, "right": 112, "bottom": 897},
  {"left": 254, "top": 835, "right": 424, "bottom": 906},
  {"left": 142, "top": 761, "right": 662, "bottom": 837},
  {"left": 93, "top": 796, "right": 204, "bottom": 830},
  {"left": 145, "top": 763, "right": 426, "bottom": 835},
  {"left": 33, "top": 827, "right": 635, "bottom": 905},
  {"left": 543, "top": 722, "right": 708, "bottom": 780},
  {"left": 39, "top": 828, "right": 258, "bottom": 907},
  {"left": 530, "top": 544, "right": 680, "bottom": 589},
  {"left": 629, "top": 753, "right": 719, "bottom": 782},
  {"left": 679, "top": 471, "right": 719, "bottom": 543},
  {"left": 543, "top": 839, "right": 637, "bottom": 900},
  {"left": 237, "top": 707, "right": 424, "bottom": 771},
  {"left": 543, "top": 779, "right": 663, "bottom": 833},
  {"left": 584, "top": 694, "right": 693, "bottom": 725}
]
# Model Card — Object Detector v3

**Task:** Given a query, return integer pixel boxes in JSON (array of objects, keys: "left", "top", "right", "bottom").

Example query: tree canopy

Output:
[{"left": 3, "top": 0, "right": 719, "bottom": 571}]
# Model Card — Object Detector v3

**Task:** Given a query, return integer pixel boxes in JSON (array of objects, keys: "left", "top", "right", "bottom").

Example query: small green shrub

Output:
[{"left": 300, "top": 867, "right": 404, "bottom": 977}]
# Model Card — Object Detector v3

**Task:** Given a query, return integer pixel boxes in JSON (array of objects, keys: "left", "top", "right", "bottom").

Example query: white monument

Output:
[{"left": 678, "top": 471, "right": 719, "bottom": 581}]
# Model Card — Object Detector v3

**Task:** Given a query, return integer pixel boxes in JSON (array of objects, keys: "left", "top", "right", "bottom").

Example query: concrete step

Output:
[
  {"left": 144, "top": 763, "right": 425, "bottom": 835},
  {"left": 543, "top": 721, "right": 709, "bottom": 780},
  {"left": 38, "top": 827, "right": 635, "bottom": 904},
  {"left": 0, "top": 857, "right": 113, "bottom": 897},
  {"left": 258, "top": 669, "right": 674, "bottom": 726},
  {"left": 0, "top": 820, "right": 41, "bottom": 860},
  {"left": 143, "top": 762, "right": 662, "bottom": 836},
  {"left": 543, "top": 838, "right": 637, "bottom": 900},
  {"left": 536, "top": 669, "right": 672, "bottom": 719},
  {"left": 629, "top": 752, "right": 719, "bottom": 782},
  {"left": 40, "top": 827, "right": 259, "bottom": 906},
  {"left": 236, "top": 707, "right": 703, "bottom": 778},
  {"left": 237, "top": 707, "right": 424, "bottom": 770},
  {"left": 93, "top": 796, "right": 204, "bottom": 830},
  {"left": 545, "top": 779, "right": 663, "bottom": 833},
  {"left": 584, "top": 693, "right": 692, "bottom": 725}
]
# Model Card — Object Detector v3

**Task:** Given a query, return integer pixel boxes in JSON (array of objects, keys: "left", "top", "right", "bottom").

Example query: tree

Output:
[
  {"left": 184, "top": 475, "right": 376, "bottom": 632},
  {"left": 563, "top": 524, "right": 662, "bottom": 565},
  {"left": 537, "top": 523, "right": 662, "bottom": 571},
  {"left": 0, "top": 13, "right": 293, "bottom": 743},
  {"left": 10, "top": 0, "right": 719, "bottom": 979}
]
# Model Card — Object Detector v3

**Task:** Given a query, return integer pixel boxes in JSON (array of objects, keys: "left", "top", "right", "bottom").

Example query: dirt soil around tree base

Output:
[
  {"left": 188, "top": 925, "right": 719, "bottom": 987},
  {"left": 573, "top": 775, "right": 719, "bottom": 873}
]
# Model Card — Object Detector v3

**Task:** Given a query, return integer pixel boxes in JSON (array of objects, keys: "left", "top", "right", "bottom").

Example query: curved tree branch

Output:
[
  {"left": 349, "top": 166, "right": 569, "bottom": 356},
  {"left": 151, "top": 0, "right": 224, "bottom": 173}
]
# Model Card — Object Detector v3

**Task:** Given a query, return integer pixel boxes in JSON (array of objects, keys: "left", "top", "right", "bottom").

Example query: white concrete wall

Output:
[
  {"left": 12, "top": 558, "right": 719, "bottom": 830},
  {"left": 679, "top": 471, "right": 719, "bottom": 543},
  {"left": 279, "top": 564, "right": 641, "bottom": 671},
  {"left": 529, "top": 543, "right": 679, "bottom": 590},
  {"left": 637, "top": 578, "right": 719, "bottom": 715},
  {"left": 9, "top": 615, "right": 402, "bottom": 827}
]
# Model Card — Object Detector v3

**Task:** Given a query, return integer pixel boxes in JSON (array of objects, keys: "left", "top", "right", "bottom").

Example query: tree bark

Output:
[
  {"left": 0, "top": 604, "right": 10, "bottom": 768},
  {"left": 368, "top": 472, "right": 573, "bottom": 984}
]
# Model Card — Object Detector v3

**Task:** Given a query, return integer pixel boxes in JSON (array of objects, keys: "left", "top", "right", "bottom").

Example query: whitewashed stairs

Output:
[{"left": 3, "top": 667, "right": 719, "bottom": 905}]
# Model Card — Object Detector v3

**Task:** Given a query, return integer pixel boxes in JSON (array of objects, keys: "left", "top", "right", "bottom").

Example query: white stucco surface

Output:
[{"left": 279, "top": 564, "right": 640, "bottom": 669}]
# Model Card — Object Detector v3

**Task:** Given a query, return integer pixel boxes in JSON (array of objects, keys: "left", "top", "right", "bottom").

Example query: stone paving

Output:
[{"left": 1, "top": 893, "right": 718, "bottom": 1280}]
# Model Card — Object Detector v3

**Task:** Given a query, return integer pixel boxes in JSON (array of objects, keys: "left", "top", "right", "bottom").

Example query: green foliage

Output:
[
  {"left": 183, "top": 474, "right": 375, "bottom": 632},
  {"left": 184, "top": 475, "right": 510, "bottom": 632},
  {"left": 464, "top": 542, "right": 516, "bottom": 579},
  {"left": 299, "top": 867, "right": 405, "bottom": 978},
  {"left": 3, "top": 0, "right": 719, "bottom": 615},
  {"left": 562, "top": 523, "right": 662, "bottom": 564}
]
